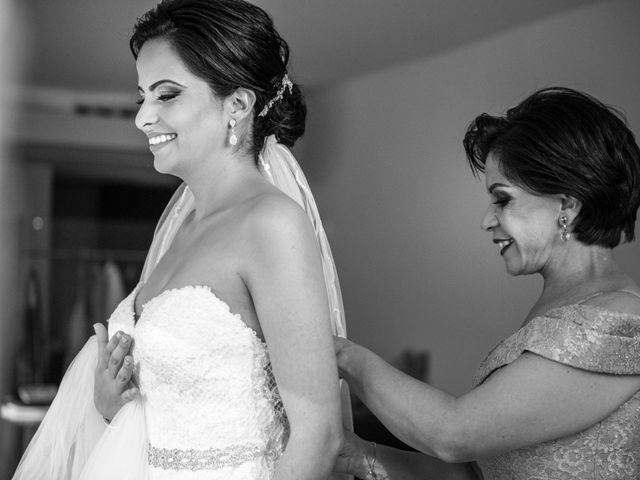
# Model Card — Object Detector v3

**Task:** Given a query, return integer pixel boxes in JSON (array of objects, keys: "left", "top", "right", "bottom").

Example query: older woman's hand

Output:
[
  {"left": 93, "top": 323, "right": 139, "bottom": 422},
  {"left": 333, "top": 336, "right": 353, "bottom": 376},
  {"left": 334, "top": 335, "right": 369, "bottom": 382},
  {"left": 334, "top": 428, "right": 373, "bottom": 478}
]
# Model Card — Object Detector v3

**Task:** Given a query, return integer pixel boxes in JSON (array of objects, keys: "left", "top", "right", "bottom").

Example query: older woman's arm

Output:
[{"left": 337, "top": 337, "right": 640, "bottom": 462}]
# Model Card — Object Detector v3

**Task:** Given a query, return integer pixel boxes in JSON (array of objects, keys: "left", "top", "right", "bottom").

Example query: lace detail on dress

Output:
[
  {"left": 474, "top": 305, "right": 640, "bottom": 480},
  {"left": 108, "top": 285, "right": 289, "bottom": 479}
]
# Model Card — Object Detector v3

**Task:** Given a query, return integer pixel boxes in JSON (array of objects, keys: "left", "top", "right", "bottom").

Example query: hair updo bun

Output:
[
  {"left": 255, "top": 78, "right": 306, "bottom": 150},
  {"left": 130, "top": 0, "right": 306, "bottom": 161}
]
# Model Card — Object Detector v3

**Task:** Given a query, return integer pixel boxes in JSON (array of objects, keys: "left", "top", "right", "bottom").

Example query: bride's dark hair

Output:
[{"left": 130, "top": 0, "right": 306, "bottom": 161}]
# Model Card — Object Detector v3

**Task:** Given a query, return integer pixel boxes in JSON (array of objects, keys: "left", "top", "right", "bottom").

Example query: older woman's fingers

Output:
[
  {"left": 333, "top": 335, "right": 352, "bottom": 353},
  {"left": 107, "top": 333, "right": 131, "bottom": 377}
]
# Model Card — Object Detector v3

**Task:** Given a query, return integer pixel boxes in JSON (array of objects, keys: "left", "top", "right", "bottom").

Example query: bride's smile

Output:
[{"left": 135, "top": 39, "right": 229, "bottom": 178}]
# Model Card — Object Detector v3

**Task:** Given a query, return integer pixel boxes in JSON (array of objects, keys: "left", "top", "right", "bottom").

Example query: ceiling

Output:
[{"left": 20, "top": 0, "right": 604, "bottom": 97}]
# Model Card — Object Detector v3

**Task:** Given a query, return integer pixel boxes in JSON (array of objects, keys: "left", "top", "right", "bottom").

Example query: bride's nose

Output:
[{"left": 135, "top": 99, "right": 159, "bottom": 132}]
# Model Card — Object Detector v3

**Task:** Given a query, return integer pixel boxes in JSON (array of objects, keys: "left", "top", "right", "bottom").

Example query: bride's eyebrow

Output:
[{"left": 137, "top": 79, "right": 187, "bottom": 93}]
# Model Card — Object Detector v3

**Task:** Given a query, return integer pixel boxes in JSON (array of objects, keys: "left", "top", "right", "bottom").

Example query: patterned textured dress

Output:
[
  {"left": 474, "top": 304, "right": 640, "bottom": 479},
  {"left": 108, "top": 283, "right": 289, "bottom": 479}
]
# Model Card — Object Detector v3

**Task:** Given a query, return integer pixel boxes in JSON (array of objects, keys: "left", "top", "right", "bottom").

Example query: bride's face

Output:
[{"left": 135, "top": 38, "right": 227, "bottom": 176}]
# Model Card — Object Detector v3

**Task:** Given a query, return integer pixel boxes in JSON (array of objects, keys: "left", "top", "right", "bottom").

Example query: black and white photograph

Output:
[{"left": 1, "top": 1, "right": 639, "bottom": 478}]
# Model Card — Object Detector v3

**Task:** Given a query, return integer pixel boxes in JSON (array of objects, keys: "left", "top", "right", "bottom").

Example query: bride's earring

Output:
[
  {"left": 559, "top": 215, "right": 570, "bottom": 242},
  {"left": 228, "top": 119, "right": 238, "bottom": 146}
]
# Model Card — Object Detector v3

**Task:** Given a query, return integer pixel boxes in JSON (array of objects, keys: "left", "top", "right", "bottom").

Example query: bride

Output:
[{"left": 14, "top": 0, "right": 350, "bottom": 478}]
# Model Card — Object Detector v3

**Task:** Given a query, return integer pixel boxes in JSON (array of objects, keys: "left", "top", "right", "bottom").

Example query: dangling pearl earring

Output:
[
  {"left": 228, "top": 119, "right": 238, "bottom": 146},
  {"left": 559, "top": 215, "right": 570, "bottom": 242}
]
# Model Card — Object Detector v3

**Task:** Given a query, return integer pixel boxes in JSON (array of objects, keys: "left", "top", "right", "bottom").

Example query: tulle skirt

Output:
[{"left": 13, "top": 336, "right": 150, "bottom": 480}]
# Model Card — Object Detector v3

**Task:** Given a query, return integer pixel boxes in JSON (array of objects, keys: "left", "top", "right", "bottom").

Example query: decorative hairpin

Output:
[{"left": 258, "top": 73, "right": 293, "bottom": 117}]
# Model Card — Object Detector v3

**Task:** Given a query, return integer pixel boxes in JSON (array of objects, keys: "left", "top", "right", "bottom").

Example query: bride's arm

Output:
[{"left": 244, "top": 196, "right": 342, "bottom": 480}]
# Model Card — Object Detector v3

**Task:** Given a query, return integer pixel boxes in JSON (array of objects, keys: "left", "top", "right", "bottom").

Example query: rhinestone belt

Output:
[{"left": 148, "top": 443, "right": 263, "bottom": 471}]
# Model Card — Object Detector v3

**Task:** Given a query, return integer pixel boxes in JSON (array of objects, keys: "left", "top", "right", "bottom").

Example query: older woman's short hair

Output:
[{"left": 463, "top": 87, "right": 640, "bottom": 248}]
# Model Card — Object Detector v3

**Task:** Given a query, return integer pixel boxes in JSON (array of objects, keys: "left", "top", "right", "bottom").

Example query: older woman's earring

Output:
[
  {"left": 559, "top": 215, "right": 570, "bottom": 242},
  {"left": 228, "top": 119, "right": 238, "bottom": 146}
]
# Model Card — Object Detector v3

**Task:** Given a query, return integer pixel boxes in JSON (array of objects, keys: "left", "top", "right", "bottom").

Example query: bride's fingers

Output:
[
  {"left": 107, "top": 334, "right": 131, "bottom": 377},
  {"left": 98, "top": 329, "right": 120, "bottom": 371},
  {"left": 94, "top": 323, "right": 109, "bottom": 368},
  {"left": 121, "top": 385, "right": 139, "bottom": 403},
  {"left": 116, "top": 355, "right": 134, "bottom": 385}
]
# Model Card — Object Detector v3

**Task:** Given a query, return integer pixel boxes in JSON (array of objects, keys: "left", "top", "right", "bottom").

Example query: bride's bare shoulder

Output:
[
  {"left": 240, "top": 190, "right": 318, "bottom": 257},
  {"left": 245, "top": 189, "right": 308, "bottom": 229}
]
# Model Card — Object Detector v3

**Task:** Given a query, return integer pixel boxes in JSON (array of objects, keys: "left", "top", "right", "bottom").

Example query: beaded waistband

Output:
[{"left": 148, "top": 443, "right": 263, "bottom": 471}]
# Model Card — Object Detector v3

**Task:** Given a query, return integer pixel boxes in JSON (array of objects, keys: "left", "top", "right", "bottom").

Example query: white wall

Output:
[{"left": 302, "top": 0, "right": 640, "bottom": 395}]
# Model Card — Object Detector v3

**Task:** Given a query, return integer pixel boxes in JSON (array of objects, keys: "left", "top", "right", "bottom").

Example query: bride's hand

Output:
[{"left": 93, "top": 323, "right": 139, "bottom": 422}]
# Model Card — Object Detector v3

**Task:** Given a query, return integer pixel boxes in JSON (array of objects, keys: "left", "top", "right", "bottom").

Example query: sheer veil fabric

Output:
[
  {"left": 13, "top": 136, "right": 352, "bottom": 479},
  {"left": 259, "top": 137, "right": 354, "bottom": 480}
]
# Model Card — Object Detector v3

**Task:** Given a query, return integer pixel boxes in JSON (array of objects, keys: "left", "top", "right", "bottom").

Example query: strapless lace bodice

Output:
[
  {"left": 474, "top": 305, "right": 640, "bottom": 479},
  {"left": 108, "top": 284, "right": 289, "bottom": 479}
]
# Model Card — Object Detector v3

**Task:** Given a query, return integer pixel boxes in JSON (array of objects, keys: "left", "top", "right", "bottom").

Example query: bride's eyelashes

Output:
[
  {"left": 157, "top": 91, "right": 180, "bottom": 102},
  {"left": 136, "top": 91, "right": 181, "bottom": 105}
]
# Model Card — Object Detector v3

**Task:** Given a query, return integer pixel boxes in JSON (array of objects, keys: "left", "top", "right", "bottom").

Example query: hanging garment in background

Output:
[
  {"left": 65, "top": 261, "right": 128, "bottom": 369},
  {"left": 64, "top": 287, "right": 90, "bottom": 370},
  {"left": 88, "top": 263, "right": 106, "bottom": 336},
  {"left": 15, "top": 269, "right": 44, "bottom": 386},
  {"left": 102, "top": 261, "right": 126, "bottom": 319}
]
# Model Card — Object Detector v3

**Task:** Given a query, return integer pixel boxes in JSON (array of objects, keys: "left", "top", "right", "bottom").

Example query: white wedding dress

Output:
[{"left": 109, "top": 283, "right": 288, "bottom": 479}]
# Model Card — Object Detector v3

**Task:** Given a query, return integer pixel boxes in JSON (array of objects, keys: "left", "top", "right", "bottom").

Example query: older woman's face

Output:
[{"left": 481, "top": 154, "right": 563, "bottom": 276}]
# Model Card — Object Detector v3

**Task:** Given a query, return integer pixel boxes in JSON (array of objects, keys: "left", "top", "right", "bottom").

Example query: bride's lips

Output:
[{"left": 148, "top": 133, "right": 177, "bottom": 151}]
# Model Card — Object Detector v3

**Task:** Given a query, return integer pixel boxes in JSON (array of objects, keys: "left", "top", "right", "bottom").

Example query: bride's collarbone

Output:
[
  {"left": 133, "top": 203, "right": 262, "bottom": 317},
  {"left": 140, "top": 260, "right": 241, "bottom": 303}
]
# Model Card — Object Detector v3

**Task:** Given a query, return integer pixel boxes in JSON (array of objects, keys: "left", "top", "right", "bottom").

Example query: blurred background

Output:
[{"left": 1, "top": 0, "right": 640, "bottom": 475}]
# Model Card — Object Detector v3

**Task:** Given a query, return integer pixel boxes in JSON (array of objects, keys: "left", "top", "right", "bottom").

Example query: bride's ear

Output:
[{"left": 227, "top": 88, "right": 256, "bottom": 122}]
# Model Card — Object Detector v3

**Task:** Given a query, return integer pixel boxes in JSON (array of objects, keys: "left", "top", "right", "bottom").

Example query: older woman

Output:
[{"left": 334, "top": 87, "right": 640, "bottom": 479}]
